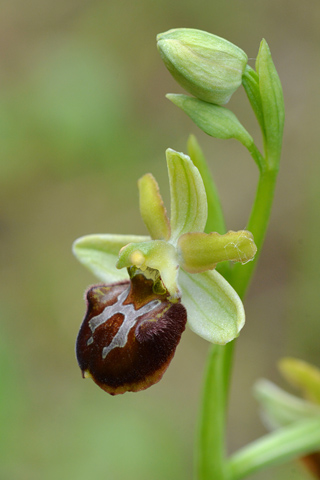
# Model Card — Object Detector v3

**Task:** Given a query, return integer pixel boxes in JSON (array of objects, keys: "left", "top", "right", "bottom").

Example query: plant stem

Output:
[
  {"left": 228, "top": 417, "right": 320, "bottom": 480},
  {"left": 196, "top": 344, "right": 231, "bottom": 480},
  {"left": 245, "top": 139, "right": 265, "bottom": 172},
  {"left": 196, "top": 164, "right": 279, "bottom": 480}
]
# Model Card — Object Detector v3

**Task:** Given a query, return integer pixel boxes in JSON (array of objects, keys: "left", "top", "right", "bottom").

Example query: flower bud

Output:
[
  {"left": 76, "top": 272, "right": 187, "bottom": 395},
  {"left": 157, "top": 28, "right": 248, "bottom": 105}
]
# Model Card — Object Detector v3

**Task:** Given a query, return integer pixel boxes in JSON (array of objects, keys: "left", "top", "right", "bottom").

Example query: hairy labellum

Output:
[{"left": 76, "top": 273, "right": 187, "bottom": 395}]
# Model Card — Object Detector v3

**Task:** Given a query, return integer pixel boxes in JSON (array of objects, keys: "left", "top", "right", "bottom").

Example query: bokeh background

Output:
[{"left": 1, "top": 0, "right": 320, "bottom": 479}]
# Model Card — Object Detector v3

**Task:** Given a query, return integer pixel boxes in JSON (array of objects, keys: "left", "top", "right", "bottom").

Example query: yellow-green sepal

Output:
[
  {"left": 138, "top": 173, "right": 171, "bottom": 241},
  {"left": 279, "top": 358, "right": 320, "bottom": 406},
  {"left": 116, "top": 240, "right": 180, "bottom": 297},
  {"left": 166, "top": 148, "right": 207, "bottom": 244},
  {"left": 178, "top": 230, "right": 257, "bottom": 273},
  {"left": 72, "top": 234, "right": 150, "bottom": 282},
  {"left": 179, "top": 269, "right": 245, "bottom": 344}
]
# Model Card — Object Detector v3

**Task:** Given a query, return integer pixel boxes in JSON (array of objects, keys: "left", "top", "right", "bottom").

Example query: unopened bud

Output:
[{"left": 157, "top": 28, "right": 248, "bottom": 105}]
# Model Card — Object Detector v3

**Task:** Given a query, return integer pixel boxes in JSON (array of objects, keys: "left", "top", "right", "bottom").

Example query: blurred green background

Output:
[{"left": 1, "top": 0, "right": 320, "bottom": 479}]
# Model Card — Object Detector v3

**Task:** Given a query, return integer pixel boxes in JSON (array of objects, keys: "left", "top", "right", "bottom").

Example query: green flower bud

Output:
[{"left": 157, "top": 28, "right": 248, "bottom": 105}]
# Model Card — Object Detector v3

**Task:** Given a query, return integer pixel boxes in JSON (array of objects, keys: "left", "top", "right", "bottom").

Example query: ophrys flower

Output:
[{"left": 73, "top": 149, "right": 257, "bottom": 394}]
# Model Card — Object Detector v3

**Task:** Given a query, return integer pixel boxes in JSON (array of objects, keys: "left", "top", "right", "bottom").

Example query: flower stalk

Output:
[
  {"left": 196, "top": 161, "right": 278, "bottom": 479},
  {"left": 196, "top": 344, "right": 231, "bottom": 480}
]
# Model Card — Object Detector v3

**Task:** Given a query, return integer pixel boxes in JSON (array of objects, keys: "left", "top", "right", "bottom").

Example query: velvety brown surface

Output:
[{"left": 76, "top": 275, "right": 187, "bottom": 394}]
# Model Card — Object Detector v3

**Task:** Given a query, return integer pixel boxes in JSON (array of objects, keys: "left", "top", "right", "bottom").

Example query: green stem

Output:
[
  {"left": 244, "top": 138, "right": 265, "bottom": 172},
  {"left": 228, "top": 417, "right": 320, "bottom": 480},
  {"left": 196, "top": 164, "right": 279, "bottom": 480},
  {"left": 196, "top": 344, "right": 231, "bottom": 480}
]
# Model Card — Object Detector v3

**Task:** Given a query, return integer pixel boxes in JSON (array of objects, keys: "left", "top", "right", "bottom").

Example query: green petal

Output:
[
  {"left": 254, "top": 379, "right": 320, "bottom": 430},
  {"left": 279, "top": 358, "right": 320, "bottom": 405},
  {"left": 116, "top": 240, "right": 180, "bottom": 297},
  {"left": 138, "top": 173, "right": 171, "bottom": 240},
  {"left": 178, "top": 230, "right": 257, "bottom": 273},
  {"left": 72, "top": 234, "right": 150, "bottom": 283},
  {"left": 179, "top": 269, "right": 245, "bottom": 344},
  {"left": 166, "top": 148, "right": 207, "bottom": 244}
]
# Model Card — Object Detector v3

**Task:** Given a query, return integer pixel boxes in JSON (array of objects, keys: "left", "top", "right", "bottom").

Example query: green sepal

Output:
[
  {"left": 254, "top": 379, "right": 320, "bottom": 430},
  {"left": 256, "top": 39, "right": 285, "bottom": 169},
  {"left": 167, "top": 94, "right": 254, "bottom": 150},
  {"left": 242, "top": 64, "right": 266, "bottom": 139},
  {"left": 116, "top": 240, "right": 180, "bottom": 297},
  {"left": 279, "top": 358, "right": 320, "bottom": 405},
  {"left": 178, "top": 269, "right": 245, "bottom": 344},
  {"left": 72, "top": 234, "right": 150, "bottom": 283},
  {"left": 138, "top": 173, "right": 171, "bottom": 240},
  {"left": 178, "top": 230, "right": 257, "bottom": 273},
  {"left": 166, "top": 148, "right": 207, "bottom": 244}
]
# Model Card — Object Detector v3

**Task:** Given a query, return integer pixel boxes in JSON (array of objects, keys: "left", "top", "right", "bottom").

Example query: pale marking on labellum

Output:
[{"left": 87, "top": 286, "right": 161, "bottom": 359}]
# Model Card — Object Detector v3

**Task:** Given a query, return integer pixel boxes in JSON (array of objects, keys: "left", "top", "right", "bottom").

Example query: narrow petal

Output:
[
  {"left": 73, "top": 234, "right": 150, "bottom": 283},
  {"left": 179, "top": 269, "right": 245, "bottom": 344},
  {"left": 166, "top": 148, "right": 207, "bottom": 244},
  {"left": 178, "top": 230, "right": 257, "bottom": 273},
  {"left": 116, "top": 240, "right": 180, "bottom": 297},
  {"left": 138, "top": 173, "right": 171, "bottom": 240}
]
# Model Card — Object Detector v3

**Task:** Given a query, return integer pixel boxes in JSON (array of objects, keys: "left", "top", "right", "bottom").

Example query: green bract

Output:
[
  {"left": 242, "top": 39, "right": 285, "bottom": 170},
  {"left": 256, "top": 39, "right": 285, "bottom": 168},
  {"left": 73, "top": 149, "right": 257, "bottom": 345},
  {"left": 167, "top": 94, "right": 254, "bottom": 150},
  {"left": 157, "top": 28, "right": 248, "bottom": 106}
]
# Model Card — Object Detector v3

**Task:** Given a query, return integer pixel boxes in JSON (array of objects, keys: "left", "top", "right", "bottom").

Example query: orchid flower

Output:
[{"left": 73, "top": 148, "right": 257, "bottom": 394}]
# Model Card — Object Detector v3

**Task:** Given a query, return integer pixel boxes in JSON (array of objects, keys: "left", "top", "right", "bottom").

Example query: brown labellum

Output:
[{"left": 76, "top": 273, "right": 187, "bottom": 395}]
